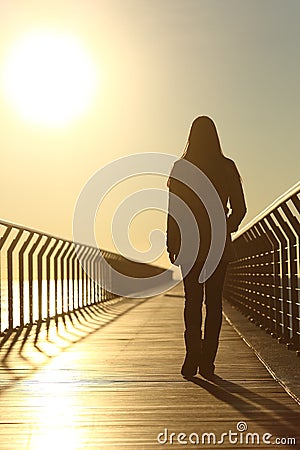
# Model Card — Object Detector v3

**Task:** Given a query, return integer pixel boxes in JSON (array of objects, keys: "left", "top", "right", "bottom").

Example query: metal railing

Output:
[
  {"left": 0, "top": 219, "right": 166, "bottom": 335},
  {"left": 224, "top": 182, "right": 300, "bottom": 350}
]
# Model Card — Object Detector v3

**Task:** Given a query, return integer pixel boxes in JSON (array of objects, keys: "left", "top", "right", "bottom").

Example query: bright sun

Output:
[{"left": 3, "top": 30, "right": 98, "bottom": 127}]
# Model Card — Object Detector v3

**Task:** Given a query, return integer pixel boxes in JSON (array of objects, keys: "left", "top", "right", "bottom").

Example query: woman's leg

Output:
[
  {"left": 181, "top": 268, "right": 204, "bottom": 376},
  {"left": 202, "top": 260, "right": 228, "bottom": 374}
]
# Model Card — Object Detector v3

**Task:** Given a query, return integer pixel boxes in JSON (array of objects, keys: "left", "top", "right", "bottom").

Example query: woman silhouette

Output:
[{"left": 166, "top": 116, "right": 247, "bottom": 379}]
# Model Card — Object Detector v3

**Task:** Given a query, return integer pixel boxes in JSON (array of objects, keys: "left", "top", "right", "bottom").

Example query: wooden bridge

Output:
[
  {"left": 0, "top": 285, "right": 299, "bottom": 449},
  {"left": 0, "top": 182, "right": 299, "bottom": 449}
]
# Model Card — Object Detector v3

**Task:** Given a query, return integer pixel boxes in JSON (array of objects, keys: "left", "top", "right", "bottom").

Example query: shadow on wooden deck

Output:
[
  {"left": 0, "top": 297, "right": 148, "bottom": 392},
  {"left": 0, "top": 286, "right": 299, "bottom": 449}
]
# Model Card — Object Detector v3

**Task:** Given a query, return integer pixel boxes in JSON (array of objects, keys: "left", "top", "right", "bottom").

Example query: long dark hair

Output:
[{"left": 182, "top": 116, "right": 225, "bottom": 169}]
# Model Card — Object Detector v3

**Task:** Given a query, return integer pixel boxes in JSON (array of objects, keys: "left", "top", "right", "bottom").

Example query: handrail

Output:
[
  {"left": 0, "top": 217, "right": 129, "bottom": 258},
  {"left": 224, "top": 182, "right": 300, "bottom": 351},
  {"left": 235, "top": 181, "right": 300, "bottom": 239},
  {"left": 0, "top": 219, "right": 166, "bottom": 335}
]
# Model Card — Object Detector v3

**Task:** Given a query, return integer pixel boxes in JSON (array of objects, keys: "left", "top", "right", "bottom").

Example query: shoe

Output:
[
  {"left": 181, "top": 354, "right": 198, "bottom": 378},
  {"left": 198, "top": 363, "right": 215, "bottom": 380}
]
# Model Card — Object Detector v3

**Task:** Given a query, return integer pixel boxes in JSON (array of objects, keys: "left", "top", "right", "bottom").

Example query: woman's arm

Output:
[
  {"left": 166, "top": 176, "right": 181, "bottom": 257},
  {"left": 227, "top": 162, "right": 247, "bottom": 233}
]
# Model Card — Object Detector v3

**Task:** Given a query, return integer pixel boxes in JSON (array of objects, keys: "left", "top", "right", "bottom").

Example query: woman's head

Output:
[{"left": 183, "top": 116, "right": 224, "bottom": 165}]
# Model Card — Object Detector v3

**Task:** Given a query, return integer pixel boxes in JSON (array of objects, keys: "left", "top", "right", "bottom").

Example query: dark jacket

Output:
[{"left": 166, "top": 157, "right": 247, "bottom": 266}]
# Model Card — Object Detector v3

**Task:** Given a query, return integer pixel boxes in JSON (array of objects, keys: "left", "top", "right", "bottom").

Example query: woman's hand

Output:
[{"left": 168, "top": 252, "right": 177, "bottom": 264}]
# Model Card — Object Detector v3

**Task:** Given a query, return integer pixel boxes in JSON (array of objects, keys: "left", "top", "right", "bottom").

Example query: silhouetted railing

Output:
[
  {"left": 224, "top": 182, "right": 300, "bottom": 350},
  {"left": 0, "top": 219, "right": 165, "bottom": 335}
]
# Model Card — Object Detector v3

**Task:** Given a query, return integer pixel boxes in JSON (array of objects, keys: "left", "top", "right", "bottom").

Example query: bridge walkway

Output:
[{"left": 0, "top": 285, "right": 299, "bottom": 449}]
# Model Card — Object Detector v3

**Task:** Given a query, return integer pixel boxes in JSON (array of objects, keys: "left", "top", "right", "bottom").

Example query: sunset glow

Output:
[{"left": 3, "top": 30, "right": 98, "bottom": 127}]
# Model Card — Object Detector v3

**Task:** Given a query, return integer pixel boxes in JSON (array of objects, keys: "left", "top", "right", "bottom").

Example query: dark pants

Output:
[{"left": 182, "top": 260, "right": 228, "bottom": 367}]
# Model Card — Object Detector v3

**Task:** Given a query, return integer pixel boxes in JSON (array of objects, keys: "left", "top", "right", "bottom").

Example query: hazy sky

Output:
[{"left": 1, "top": 0, "right": 299, "bottom": 267}]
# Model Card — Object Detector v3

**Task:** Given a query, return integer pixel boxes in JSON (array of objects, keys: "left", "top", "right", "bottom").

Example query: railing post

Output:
[
  {"left": 37, "top": 237, "right": 52, "bottom": 323},
  {"left": 94, "top": 249, "right": 102, "bottom": 303},
  {"left": 84, "top": 247, "right": 96, "bottom": 306},
  {"left": 53, "top": 241, "right": 67, "bottom": 321},
  {"left": 76, "top": 245, "right": 90, "bottom": 308},
  {"left": 66, "top": 243, "right": 76, "bottom": 313},
  {"left": 60, "top": 242, "right": 74, "bottom": 315},
  {"left": 46, "top": 240, "right": 60, "bottom": 319},
  {"left": 70, "top": 244, "right": 80, "bottom": 310},
  {"left": 89, "top": 247, "right": 99, "bottom": 305},
  {"left": 18, "top": 232, "right": 34, "bottom": 327},
  {"left": 7, "top": 230, "right": 23, "bottom": 330},
  {"left": 28, "top": 234, "right": 43, "bottom": 325},
  {"left": 0, "top": 227, "right": 12, "bottom": 332}
]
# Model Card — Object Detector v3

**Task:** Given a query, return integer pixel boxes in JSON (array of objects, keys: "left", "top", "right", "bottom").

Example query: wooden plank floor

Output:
[{"left": 0, "top": 287, "right": 299, "bottom": 449}]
